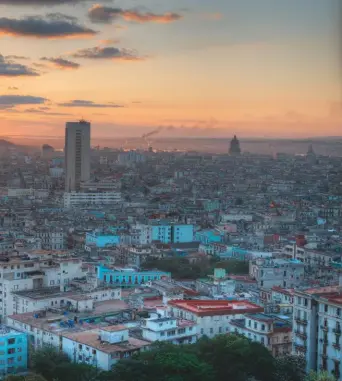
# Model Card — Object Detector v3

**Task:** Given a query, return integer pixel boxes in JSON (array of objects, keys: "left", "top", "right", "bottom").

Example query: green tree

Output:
[
  {"left": 274, "top": 355, "right": 305, "bottom": 381},
  {"left": 194, "top": 335, "right": 275, "bottom": 381},
  {"left": 305, "top": 371, "right": 337, "bottom": 381},
  {"left": 114, "top": 342, "right": 214, "bottom": 381},
  {"left": 31, "top": 346, "right": 70, "bottom": 380}
]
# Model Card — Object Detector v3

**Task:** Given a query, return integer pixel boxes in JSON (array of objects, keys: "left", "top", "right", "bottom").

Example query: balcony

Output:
[
  {"left": 296, "top": 330, "right": 307, "bottom": 340},
  {"left": 333, "top": 328, "right": 341, "bottom": 335},
  {"left": 320, "top": 325, "right": 329, "bottom": 332},
  {"left": 294, "top": 343, "right": 307, "bottom": 353},
  {"left": 295, "top": 317, "right": 308, "bottom": 326},
  {"left": 333, "top": 343, "right": 341, "bottom": 350}
]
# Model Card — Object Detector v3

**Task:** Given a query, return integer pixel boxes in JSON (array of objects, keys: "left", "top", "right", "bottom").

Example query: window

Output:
[
  {"left": 324, "top": 305, "right": 328, "bottom": 313},
  {"left": 261, "top": 324, "right": 265, "bottom": 331},
  {"left": 248, "top": 320, "right": 251, "bottom": 327},
  {"left": 17, "top": 356, "right": 22, "bottom": 361},
  {"left": 160, "top": 332, "right": 165, "bottom": 337},
  {"left": 200, "top": 329, "right": 204, "bottom": 335},
  {"left": 8, "top": 338, "right": 15, "bottom": 345},
  {"left": 254, "top": 322, "right": 257, "bottom": 329},
  {"left": 337, "top": 308, "right": 341, "bottom": 317},
  {"left": 210, "top": 328, "right": 213, "bottom": 334},
  {"left": 79, "top": 344, "right": 82, "bottom": 350},
  {"left": 219, "top": 327, "right": 222, "bottom": 333},
  {"left": 8, "top": 348, "right": 15, "bottom": 354},
  {"left": 178, "top": 328, "right": 185, "bottom": 334},
  {"left": 261, "top": 337, "right": 265, "bottom": 345},
  {"left": 92, "top": 349, "right": 96, "bottom": 355}
]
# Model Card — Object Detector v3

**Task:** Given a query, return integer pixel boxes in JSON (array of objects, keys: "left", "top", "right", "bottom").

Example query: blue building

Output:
[
  {"left": 151, "top": 223, "right": 194, "bottom": 244},
  {"left": 86, "top": 232, "right": 120, "bottom": 248},
  {"left": 0, "top": 327, "right": 28, "bottom": 376},
  {"left": 195, "top": 230, "right": 222, "bottom": 245},
  {"left": 97, "top": 266, "right": 171, "bottom": 287}
]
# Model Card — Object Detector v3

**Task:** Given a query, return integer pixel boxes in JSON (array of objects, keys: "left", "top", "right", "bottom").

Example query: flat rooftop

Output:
[
  {"left": 168, "top": 299, "right": 263, "bottom": 316},
  {"left": 63, "top": 329, "right": 150, "bottom": 354},
  {"left": 8, "top": 299, "right": 130, "bottom": 335}
]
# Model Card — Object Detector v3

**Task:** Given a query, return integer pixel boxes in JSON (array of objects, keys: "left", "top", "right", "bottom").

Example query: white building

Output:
[
  {"left": 130, "top": 224, "right": 152, "bottom": 245},
  {"left": 249, "top": 258, "right": 305, "bottom": 289},
  {"left": 63, "top": 192, "right": 121, "bottom": 208},
  {"left": 292, "top": 286, "right": 342, "bottom": 380},
  {"left": 65, "top": 120, "right": 91, "bottom": 192},
  {"left": 0, "top": 255, "right": 87, "bottom": 318},
  {"left": 35, "top": 229, "right": 65, "bottom": 250},
  {"left": 7, "top": 314, "right": 150, "bottom": 371},
  {"left": 229, "top": 313, "right": 292, "bottom": 357},
  {"left": 168, "top": 299, "right": 263, "bottom": 339},
  {"left": 141, "top": 317, "right": 197, "bottom": 345}
]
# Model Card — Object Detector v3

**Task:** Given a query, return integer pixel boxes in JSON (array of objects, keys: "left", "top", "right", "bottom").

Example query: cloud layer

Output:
[
  {"left": 41, "top": 57, "right": 80, "bottom": 69},
  {"left": 0, "top": 15, "right": 97, "bottom": 39},
  {"left": 58, "top": 99, "right": 124, "bottom": 108},
  {"left": 0, "top": 95, "right": 47, "bottom": 106},
  {"left": 0, "top": 0, "right": 92, "bottom": 4},
  {"left": 88, "top": 5, "right": 182, "bottom": 24},
  {"left": 0, "top": 55, "right": 39, "bottom": 77},
  {"left": 73, "top": 46, "right": 143, "bottom": 61}
]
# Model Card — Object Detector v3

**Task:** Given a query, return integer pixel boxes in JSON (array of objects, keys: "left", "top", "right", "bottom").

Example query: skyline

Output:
[{"left": 0, "top": 0, "right": 341, "bottom": 139}]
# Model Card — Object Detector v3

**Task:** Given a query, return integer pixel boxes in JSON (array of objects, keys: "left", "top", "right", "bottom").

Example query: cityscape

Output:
[{"left": 0, "top": 0, "right": 341, "bottom": 381}]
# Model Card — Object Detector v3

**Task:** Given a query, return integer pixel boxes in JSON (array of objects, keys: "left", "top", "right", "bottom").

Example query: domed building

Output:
[{"left": 229, "top": 135, "right": 241, "bottom": 156}]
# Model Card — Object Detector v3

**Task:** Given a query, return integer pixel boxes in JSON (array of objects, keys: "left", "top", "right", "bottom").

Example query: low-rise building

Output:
[
  {"left": 141, "top": 317, "right": 197, "bottom": 345},
  {"left": 63, "top": 325, "right": 150, "bottom": 370},
  {"left": 97, "top": 266, "right": 171, "bottom": 288},
  {"left": 168, "top": 299, "right": 263, "bottom": 339},
  {"left": 63, "top": 192, "right": 121, "bottom": 208}
]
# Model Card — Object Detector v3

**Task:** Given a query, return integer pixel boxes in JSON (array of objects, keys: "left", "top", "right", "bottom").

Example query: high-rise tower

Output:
[
  {"left": 65, "top": 120, "right": 91, "bottom": 192},
  {"left": 229, "top": 135, "right": 241, "bottom": 155}
]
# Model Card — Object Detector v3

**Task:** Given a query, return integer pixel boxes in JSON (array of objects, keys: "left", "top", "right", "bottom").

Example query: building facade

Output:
[
  {"left": 97, "top": 266, "right": 171, "bottom": 287},
  {"left": 65, "top": 120, "right": 91, "bottom": 192},
  {"left": 292, "top": 286, "right": 342, "bottom": 380},
  {"left": 168, "top": 299, "right": 263, "bottom": 339},
  {"left": 141, "top": 317, "right": 197, "bottom": 345},
  {"left": 0, "top": 327, "right": 27, "bottom": 376},
  {"left": 63, "top": 192, "right": 121, "bottom": 208}
]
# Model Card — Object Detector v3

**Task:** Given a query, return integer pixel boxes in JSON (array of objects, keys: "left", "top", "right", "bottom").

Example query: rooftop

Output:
[
  {"left": 8, "top": 299, "right": 130, "bottom": 334},
  {"left": 168, "top": 299, "right": 263, "bottom": 316},
  {"left": 63, "top": 329, "right": 150, "bottom": 354}
]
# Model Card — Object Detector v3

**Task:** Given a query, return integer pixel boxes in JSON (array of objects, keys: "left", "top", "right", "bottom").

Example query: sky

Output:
[{"left": 0, "top": 0, "right": 341, "bottom": 140}]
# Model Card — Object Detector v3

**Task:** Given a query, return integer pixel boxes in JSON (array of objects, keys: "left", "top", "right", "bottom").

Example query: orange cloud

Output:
[{"left": 121, "top": 11, "right": 182, "bottom": 23}]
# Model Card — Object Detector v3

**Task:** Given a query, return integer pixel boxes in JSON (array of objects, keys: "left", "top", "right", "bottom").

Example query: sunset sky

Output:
[{"left": 0, "top": 0, "right": 341, "bottom": 140}]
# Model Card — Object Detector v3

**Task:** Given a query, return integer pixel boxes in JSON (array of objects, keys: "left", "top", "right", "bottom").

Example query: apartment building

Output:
[
  {"left": 168, "top": 299, "right": 263, "bottom": 339},
  {"left": 0, "top": 254, "right": 86, "bottom": 319},
  {"left": 63, "top": 192, "right": 121, "bottom": 208},
  {"left": 249, "top": 258, "right": 305, "bottom": 289},
  {"left": 141, "top": 317, "right": 197, "bottom": 344},
  {"left": 35, "top": 228, "right": 65, "bottom": 250},
  {"left": 7, "top": 300, "right": 148, "bottom": 371},
  {"left": 292, "top": 286, "right": 342, "bottom": 380},
  {"left": 0, "top": 326, "right": 27, "bottom": 376},
  {"left": 229, "top": 313, "right": 292, "bottom": 357}
]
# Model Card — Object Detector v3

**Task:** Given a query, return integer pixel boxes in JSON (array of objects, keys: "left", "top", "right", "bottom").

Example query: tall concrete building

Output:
[{"left": 65, "top": 120, "right": 91, "bottom": 192}]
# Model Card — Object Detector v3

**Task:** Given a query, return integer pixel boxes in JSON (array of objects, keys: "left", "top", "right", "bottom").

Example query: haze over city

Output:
[{"left": 0, "top": 0, "right": 341, "bottom": 141}]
